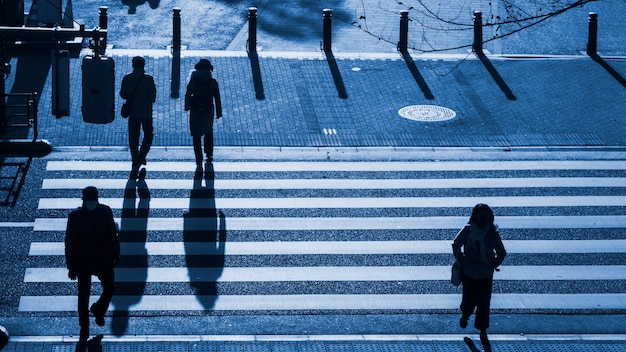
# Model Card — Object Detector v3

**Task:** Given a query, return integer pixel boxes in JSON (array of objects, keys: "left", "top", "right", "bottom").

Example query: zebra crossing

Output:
[{"left": 20, "top": 158, "right": 626, "bottom": 314}]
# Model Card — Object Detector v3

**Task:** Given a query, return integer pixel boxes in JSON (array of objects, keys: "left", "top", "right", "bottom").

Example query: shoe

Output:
[
  {"left": 79, "top": 326, "right": 89, "bottom": 341},
  {"left": 459, "top": 315, "right": 469, "bottom": 329},
  {"left": 90, "top": 304, "right": 105, "bottom": 327},
  {"left": 479, "top": 330, "right": 492, "bottom": 352}
]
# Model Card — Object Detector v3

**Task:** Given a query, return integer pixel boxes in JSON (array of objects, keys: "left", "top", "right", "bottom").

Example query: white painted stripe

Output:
[
  {"left": 23, "top": 265, "right": 626, "bottom": 283},
  {"left": 37, "top": 196, "right": 626, "bottom": 210},
  {"left": 41, "top": 177, "right": 626, "bottom": 190},
  {"left": 45, "top": 160, "right": 626, "bottom": 172},
  {"left": 33, "top": 215, "right": 626, "bottom": 232},
  {"left": 0, "top": 222, "right": 35, "bottom": 228},
  {"left": 29, "top": 240, "right": 626, "bottom": 256},
  {"left": 10, "top": 333, "right": 626, "bottom": 343},
  {"left": 18, "top": 293, "right": 626, "bottom": 311}
]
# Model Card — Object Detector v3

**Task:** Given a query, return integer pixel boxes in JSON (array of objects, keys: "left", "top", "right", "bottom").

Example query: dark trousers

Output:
[
  {"left": 193, "top": 132, "right": 214, "bottom": 164},
  {"left": 460, "top": 274, "right": 493, "bottom": 330},
  {"left": 77, "top": 269, "right": 115, "bottom": 328},
  {"left": 128, "top": 118, "right": 154, "bottom": 164}
]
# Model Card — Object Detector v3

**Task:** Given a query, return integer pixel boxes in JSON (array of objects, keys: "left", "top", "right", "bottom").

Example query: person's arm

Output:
[
  {"left": 213, "top": 80, "right": 222, "bottom": 118},
  {"left": 452, "top": 226, "right": 469, "bottom": 264},
  {"left": 64, "top": 212, "right": 78, "bottom": 279},
  {"left": 149, "top": 75, "right": 157, "bottom": 103},
  {"left": 491, "top": 230, "right": 507, "bottom": 269}
]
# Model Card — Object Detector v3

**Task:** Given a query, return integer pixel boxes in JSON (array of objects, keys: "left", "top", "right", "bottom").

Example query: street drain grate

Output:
[{"left": 398, "top": 105, "right": 456, "bottom": 122}]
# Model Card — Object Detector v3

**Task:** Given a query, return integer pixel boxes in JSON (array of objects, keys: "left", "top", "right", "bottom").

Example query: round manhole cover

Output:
[{"left": 398, "top": 105, "right": 456, "bottom": 122}]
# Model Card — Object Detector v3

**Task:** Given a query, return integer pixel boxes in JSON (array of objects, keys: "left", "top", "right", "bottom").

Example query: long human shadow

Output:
[
  {"left": 184, "top": 164, "right": 226, "bottom": 311},
  {"left": 590, "top": 54, "right": 626, "bottom": 89},
  {"left": 476, "top": 52, "right": 517, "bottom": 101},
  {"left": 399, "top": 50, "right": 434, "bottom": 100},
  {"left": 248, "top": 51, "right": 265, "bottom": 100},
  {"left": 110, "top": 169, "right": 149, "bottom": 336},
  {"left": 324, "top": 50, "right": 348, "bottom": 99}
]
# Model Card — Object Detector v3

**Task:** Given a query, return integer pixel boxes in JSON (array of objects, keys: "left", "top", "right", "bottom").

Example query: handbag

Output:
[
  {"left": 451, "top": 261, "right": 462, "bottom": 287},
  {"left": 121, "top": 74, "right": 144, "bottom": 118}
]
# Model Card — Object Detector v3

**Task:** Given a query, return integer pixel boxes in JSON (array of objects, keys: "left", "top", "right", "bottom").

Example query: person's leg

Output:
[
  {"left": 91, "top": 268, "right": 115, "bottom": 326},
  {"left": 474, "top": 277, "right": 493, "bottom": 331},
  {"left": 128, "top": 119, "right": 141, "bottom": 165},
  {"left": 204, "top": 119, "right": 214, "bottom": 162},
  {"left": 77, "top": 274, "right": 92, "bottom": 340},
  {"left": 138, "top": 118, "right": 154, "bottom": 164},
  {"left": 459, "top": 274, "right": 477, "bottom": 328},
  {"left": 193, "top": 135, "right": 203, "bottom": 166}
]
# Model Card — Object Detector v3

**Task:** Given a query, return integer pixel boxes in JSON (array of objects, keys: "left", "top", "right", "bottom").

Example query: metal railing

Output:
[{"left": 2, "top": 92, "right": 39, "bottom": 142}]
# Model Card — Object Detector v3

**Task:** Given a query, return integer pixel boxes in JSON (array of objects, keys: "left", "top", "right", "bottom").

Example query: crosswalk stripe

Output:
[
  {"left": 45, "top": 160, "right": 626, "bottom": 172},
  {"left": 28, "top": 240, "right": 626, "bottom": 256},
  {"left": 41, "top": 177, "right": 626, "bottom": 190},
  {"left": 33, "top": 215, "right": 626, "bottom": 232},
  {"left": 23, "top": 265, "right": 626, "bottom": 283},
  {"left": 37, "top": 196, "right": 626, "bottom": 210},
  {"left": 18, "top": 293, "right": 626, "bottom": 312},
  {"left": 25, "top": 158, "right": 626, "bottom": 316}
]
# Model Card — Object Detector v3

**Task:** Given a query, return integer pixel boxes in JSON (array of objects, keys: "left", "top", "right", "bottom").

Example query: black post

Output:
[
  {"left": 587, "top": 12, "right": 598, "bottom": 56},
  {"left": 98, "top": 6, "right": 107, "bottom": 56},
  {"left": 0, "top": 35, "right": 6, "bottom": 132},
  {"left": 171, "top": 7, "right": 181, "bottom": 98},
  {"left": 248, "top": 7, "right": 257, "bottom": 53},
  {"left": 473, "top": 10, "right": 483, "bottom": 54},
  {"left": 398, "top": 10, "right": 409, "bottom": 52},
  {"left": 323, "top": 9, "right": 332, "bottom": 52}
]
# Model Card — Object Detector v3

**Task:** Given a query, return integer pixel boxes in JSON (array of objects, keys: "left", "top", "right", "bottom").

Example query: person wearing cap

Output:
[
  {"left": 184, "top": 58, "right": 222, "bottom": 166},
  {"left": 65, "top": 186, "right": 120, "bottom": 340},
  {"left": 120, "top": 56, "right": 157, "bottom": 169}
]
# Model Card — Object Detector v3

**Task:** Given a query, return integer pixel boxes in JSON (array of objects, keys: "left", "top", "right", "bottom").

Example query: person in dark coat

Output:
[
  {"left": 184, "top": 59, "right": 222, "bottom": 166},
  {"left": 120, "top": 56, "right": 157, "bottom": 169},
  {"left": 65, "top": 186, "right": 120, "bottom": 341},
  {"left": 452, "top": 204, "right": 506, "bottom": 352}
]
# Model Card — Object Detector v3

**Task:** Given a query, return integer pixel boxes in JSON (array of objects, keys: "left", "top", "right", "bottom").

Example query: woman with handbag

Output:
[{"left": 452, "top": 204, "right": 506, "bottom": 352}]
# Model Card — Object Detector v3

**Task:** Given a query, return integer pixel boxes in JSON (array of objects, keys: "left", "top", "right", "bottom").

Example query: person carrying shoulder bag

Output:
[{"left": 452, "top": 204, "right": 507, "bottom": 352}]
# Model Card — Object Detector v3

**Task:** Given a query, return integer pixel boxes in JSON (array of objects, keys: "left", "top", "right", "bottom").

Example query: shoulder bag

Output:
[{"left": 121, "top": 75, "right": 144, "bottom": 118}]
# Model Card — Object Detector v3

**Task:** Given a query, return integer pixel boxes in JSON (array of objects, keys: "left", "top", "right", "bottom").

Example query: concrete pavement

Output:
[{"left": 3, "top": 49, "right": 626, "bottom": 153}]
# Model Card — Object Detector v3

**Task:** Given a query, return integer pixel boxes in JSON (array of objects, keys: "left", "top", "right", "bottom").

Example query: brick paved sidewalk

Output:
[
  {"left": 4, "top": 49, "right": 625, "bottom": 151},
  {"left": 3, "top": 335, "right": 626, "bottom": 352}
]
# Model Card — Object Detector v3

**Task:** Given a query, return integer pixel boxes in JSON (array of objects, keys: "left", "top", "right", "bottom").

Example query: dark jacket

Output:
[
  {"left": 452, "top": 224, "right": 506, "bottom": 280},
  {"left": 65, "top": 204, "right": 120, "bottom": 276},
  {"left": 120, "top": 69, "right": 157, "bottom": 120},
  {"left": 184, "top": 69, "right": 222, "bottom": 136}
]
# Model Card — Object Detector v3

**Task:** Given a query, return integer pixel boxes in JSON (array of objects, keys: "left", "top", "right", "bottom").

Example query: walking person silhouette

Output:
[
  {"left": 120, "top": 56, "right": 157, "bottom": 173},
  {"left": 65, "top": 186, "right": 120, "bottom": 341},
  {"left": 452, "top": 204, "right": 507, "bottom": 352},
  {"left": 184, "top": 59, "right": 222, "bottom": 167}
]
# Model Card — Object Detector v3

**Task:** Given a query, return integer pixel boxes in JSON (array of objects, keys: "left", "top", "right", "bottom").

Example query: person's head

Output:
[
  {"left": 82, "top": 186, "right": 99, "bottom": 211},
  {"left": 469, "top": 203, "right": 494, "bottom": 228},
  {"left": 132, "top": 56, "right": 146, "bottom": 69},
  {"left": 195, "top": 59, "right": 213, "bottom": 71}
]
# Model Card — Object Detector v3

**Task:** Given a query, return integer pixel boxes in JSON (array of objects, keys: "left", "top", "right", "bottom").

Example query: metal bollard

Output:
[
  {"left": 398, "top": 10, "right": 409, "bottom": 52},
  {"left": 99, "top": 6, "right": 108, "bottom": 29},
  {"left": 171, "top": 7, "right": 181, "bottom": 98},
  {"left": 248, "top": 7, "right": 257, "bottom": 52},
  {"left": 98, "top": 7, "right": 108, "bottom": 55},
  {"left": 587, "top": 12, "right": 598, "bottom": 56},
  {"left": 323, "top": 9, "right": 332, "bottom": 52},
  {"left": 473, "top": 10, "right": 483, "bottom": 54}
]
